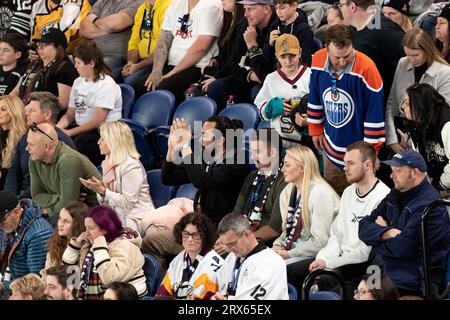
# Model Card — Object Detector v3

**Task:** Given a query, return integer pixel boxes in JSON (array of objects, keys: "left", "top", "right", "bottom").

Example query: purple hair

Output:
[{"left": 85, "top": 205, "right": 123, "bottom": 243}]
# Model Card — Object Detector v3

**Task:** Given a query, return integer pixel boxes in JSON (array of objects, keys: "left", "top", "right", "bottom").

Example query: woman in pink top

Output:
[{"left": 80, "top": 121, "right": 154, "bottom": 236}]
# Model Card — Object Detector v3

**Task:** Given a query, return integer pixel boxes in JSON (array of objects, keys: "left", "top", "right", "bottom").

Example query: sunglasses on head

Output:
[
  {"left": 30, "top": 122, "right": 54, "bottom": 141},
  {"left": 331, "top": 73, "right": 338, "bottom": 95}
]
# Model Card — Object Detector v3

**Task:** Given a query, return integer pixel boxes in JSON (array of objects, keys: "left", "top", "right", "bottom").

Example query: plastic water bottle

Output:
[
  {"left": 290, "top": 85, "right": 301, "bottom": 109},
  {"left": 185, "top": 87, "right": 194, "bottom": 100},
  {"left": 309, "top": 283, "right": 319, "bottom": 295},
  {"left": 226, "top": 95, "right": 235, "bottom": 107}
]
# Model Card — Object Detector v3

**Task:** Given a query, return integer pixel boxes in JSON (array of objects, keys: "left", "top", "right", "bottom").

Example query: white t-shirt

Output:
[
  {"left": 161, "top": 0, "right": 223, "bottom": 67},
  {"left": 317, "top": 180, "right": 391, "bottom": 269},
  {"left": 69, "top": 74, "right": 122, "bottom": 125},
  {"left": 217, "top": 246, "right": 289, "bottom": 300}
]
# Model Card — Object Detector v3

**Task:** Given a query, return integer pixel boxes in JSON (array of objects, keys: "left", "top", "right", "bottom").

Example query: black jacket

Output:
[
  {"left": 224, "top": 11, "right": 278, "bottom": 84},
  {"left": 352, "top": 15, "right": 405, "bottom": 100},
  {"left": 263, "top": 9, "right": 314, "bottom": 66},
  {"left": 161, "top": 153, "right": 249, "bottom": 225}
]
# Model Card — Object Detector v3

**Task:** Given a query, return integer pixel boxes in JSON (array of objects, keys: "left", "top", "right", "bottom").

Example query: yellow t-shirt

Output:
[{"left": 128, "top": 0, "right": 172, "bottom": 60}]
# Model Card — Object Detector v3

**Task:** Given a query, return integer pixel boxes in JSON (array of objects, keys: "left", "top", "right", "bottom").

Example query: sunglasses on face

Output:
[{"left": 30, "top": 122, "right": 55, "bottom": 141}]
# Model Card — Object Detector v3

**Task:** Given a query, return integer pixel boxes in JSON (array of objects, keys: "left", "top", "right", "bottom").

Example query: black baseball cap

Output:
[
  {"left": 34, "top": 28, "right": 68, "bottom": 49},
  {"left": 0, "top": 191, "right": 19, "bottom": 223}
]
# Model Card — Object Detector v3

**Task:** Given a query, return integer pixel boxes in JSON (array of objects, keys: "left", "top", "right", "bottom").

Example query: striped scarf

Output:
[
  {"left": 283, "top": 186, "right": 303, "bottom": 250},
  {"left": 77, "top": 250, "right": 103, "bottom": 300}
]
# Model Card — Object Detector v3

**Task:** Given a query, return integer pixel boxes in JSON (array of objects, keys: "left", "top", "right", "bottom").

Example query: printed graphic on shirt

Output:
[
  {"left": 140, "top": 9, "right": 153, "bottom": 39},
  {"left": 74, "top": 94, "right": 88, "bottom": 116},
  {"left": 322, "top": 87, "right": 355, "bottom": 129},
  {"left": 0, "top": 5, "right": 13, "bottom": 36},
  {"left": 175, "top": 14, "right": 192, "bottom": 39}
]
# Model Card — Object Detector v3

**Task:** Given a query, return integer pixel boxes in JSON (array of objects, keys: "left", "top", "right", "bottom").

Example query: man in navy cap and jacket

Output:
[
  {"left": 0, "top": 190, "right": 52, "bottom": 299},
  {"left": 359, "top": 150, "right": 450, "bottom": 297}
]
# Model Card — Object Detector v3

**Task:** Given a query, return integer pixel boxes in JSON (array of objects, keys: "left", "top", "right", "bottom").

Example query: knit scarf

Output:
[
  {"left": 76, "top": 230, "right": 136, "bottom": 300},
  {"left": 77, "top": 250, "right": 103, "bottom": 300},
  {"left": 242, "top": 168, "right": 280, "bottom": 231},
  {"left": 283, "top": 186, "right": 303, "bottom": 250}
]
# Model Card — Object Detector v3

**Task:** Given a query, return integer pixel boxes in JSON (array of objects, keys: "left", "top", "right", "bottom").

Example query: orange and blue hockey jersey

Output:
[{"left": 307, "top": 48, "right": 385, "bottom": 168}]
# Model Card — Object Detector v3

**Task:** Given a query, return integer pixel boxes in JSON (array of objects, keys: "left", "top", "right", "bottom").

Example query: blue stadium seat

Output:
[
  {"left": 147, "top": 169, "right": 177, "bottom": 208},
  {"left": 176, "top": 183, "right": 198, "bottom": 201},
  {"left": 257, "top": 120, "right": 272, "bottom": 129},
  {"left": 119, "top": 83, "right": 136, "bottom": 118},
  {"left": 219, "top": 103, "right": 260, "bottom": 131},
  {"left": 173, "top": 96, "right": 217, "bottom": 129},
  {"left": 288, "top": 283, "right": 298, "bottom": 300},
  {"left": 131, "top": 90, "right": 176, "bottom": 129},
  {"left": 120, "top": 119, "right": 154, "bottom": 168},
  {"left": 302, "top": 269, "right": 347, "bottom": 300},
  {"left": 313, "top": 37, "right": 324, "bottom": 53},
  {"left": 143, "top": 253, "right": 163, "bottom": 297},
  {"left": 154, "top": 96, "right": 217, "bottom": 158},
  {"left": 309, "top": 291, "right": 342, "bottom": 300}
]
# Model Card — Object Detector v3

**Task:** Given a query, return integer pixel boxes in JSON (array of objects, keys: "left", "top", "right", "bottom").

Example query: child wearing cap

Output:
[
  {"left": 255, "top": 33, "right": 315, "bottom": 153},
  {"left": 263, "top": 0, "right": 314, "bottom": 66}
]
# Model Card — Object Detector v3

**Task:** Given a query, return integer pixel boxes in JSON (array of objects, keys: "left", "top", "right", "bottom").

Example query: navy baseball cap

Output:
[
  {"left": 238, "top": 0, "right": 273, "bottom": 5},
  {"left": 0, "top": 191, "right": 19, "bottom": 222},
  {"left": 382, "top": 150, "right": 427, "bottom": 172}
]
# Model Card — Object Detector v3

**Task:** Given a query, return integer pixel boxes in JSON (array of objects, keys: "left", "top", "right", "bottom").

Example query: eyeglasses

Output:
[
  {"left": 220, "top": 232, "right": 245, "bottom": 249},
  {"left": 180, "top": 14, "right": 190, "bottom": 35},
  {"left": 181, "top": 230, "right": 202, "bottom": 240},
  {"left": 30, "top": 122, "right": 55, "bottom": 141},
  {"left": 354, "top": 288, "right": 371, "bottom": 296},
  {"left": 331, "top": 73, "right": 338, "bottom": 95}
]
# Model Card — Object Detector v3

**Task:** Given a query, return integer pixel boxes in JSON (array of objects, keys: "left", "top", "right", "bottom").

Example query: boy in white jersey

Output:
[
  {"left": 287, "top": 141, "right": 390, "bottom": 298},
  {"left": 211, "top": 213, "right": 289, "bottom": 300}
]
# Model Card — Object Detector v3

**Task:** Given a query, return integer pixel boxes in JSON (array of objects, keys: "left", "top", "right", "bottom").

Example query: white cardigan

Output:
[
  {"left": 273, "top": 181, "right": 340, "bottom": 258},
  {"left": 98, "top": 157, "right": 154, "bottom": 235}
]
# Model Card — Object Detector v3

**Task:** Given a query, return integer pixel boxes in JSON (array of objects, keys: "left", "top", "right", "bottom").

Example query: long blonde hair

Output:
[
  {"left": 285, "top": 146, "right": 336, "bottom": 232},
  {"left": 0, "top": 95, "right": 27, "bottom": 168},
  {"left": 403, "top": 27, "right": 449, "bottom": 66},
  {"left": 99, "top": 121, "right": 140, "bottom": 166}
]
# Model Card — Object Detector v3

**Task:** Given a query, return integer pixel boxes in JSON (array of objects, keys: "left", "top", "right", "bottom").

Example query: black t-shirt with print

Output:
[{"left": 0, "top": 64, "right": 27, "bottom": 95}]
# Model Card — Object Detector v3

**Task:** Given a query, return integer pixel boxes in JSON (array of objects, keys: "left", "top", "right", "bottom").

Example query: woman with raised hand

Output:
[
  {"left": 62, "top": 205, "right": 147, "bottom": 300},
  {"left": 80, "top": 121, "right": 154, "bottom": 236}
]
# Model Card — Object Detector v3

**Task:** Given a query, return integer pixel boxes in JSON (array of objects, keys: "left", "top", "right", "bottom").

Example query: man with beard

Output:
[
  {"left": 142, "top": 116, "right": 249, "bottom": 269},
  {"left": 286, "top": 141, "right": 390, "bottom": 297},
  {"left": 44, "top": 265, "right": 76, "bottom": 300},
  {"left": 232, "top": 128, "right": 286, "bottom": 244}
]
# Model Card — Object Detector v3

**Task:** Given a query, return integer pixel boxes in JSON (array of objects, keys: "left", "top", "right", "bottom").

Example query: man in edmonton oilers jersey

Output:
[{"left": 307, "top": 24, "right": 385, "bottom": 195}]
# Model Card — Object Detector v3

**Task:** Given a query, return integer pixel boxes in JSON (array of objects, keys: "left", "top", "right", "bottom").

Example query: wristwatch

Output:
[{"left": 247, "top": 45, "right": 260, "bottom": 55}]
